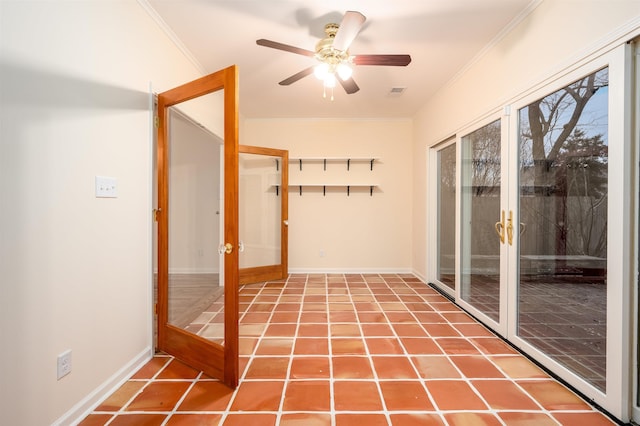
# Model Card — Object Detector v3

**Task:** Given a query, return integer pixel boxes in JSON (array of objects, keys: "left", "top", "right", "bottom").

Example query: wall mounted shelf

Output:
[
  {"left": 273, "top": 184, "right": 378, "bottom": 196},
  {"left": 289, "top": 157, "right": 378, "bottom": 171},
  {"left": 282, "top": 156, "right": 381, "bottom": 196}
]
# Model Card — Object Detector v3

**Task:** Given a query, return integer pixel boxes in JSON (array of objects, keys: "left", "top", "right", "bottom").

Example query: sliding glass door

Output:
[
  {"left": 435, "top": 141, "right": 456, "bottom": 293},
  {"left": 459, "top": 119, "right": 505, "bottom": 330},
  {"left": 430, "top": 44, "right": 632, "bottom": 420},
  {"left": 516, "top": 67, "right": 609, "bottom": 392}
]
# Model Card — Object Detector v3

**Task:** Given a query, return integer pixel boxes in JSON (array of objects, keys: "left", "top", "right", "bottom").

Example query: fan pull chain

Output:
[{"left": 322, "top": 85, "right": 335, "bottom": 101}]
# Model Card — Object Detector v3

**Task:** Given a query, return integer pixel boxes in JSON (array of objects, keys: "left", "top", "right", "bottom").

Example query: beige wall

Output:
[
  {"left": 168, "top": 112, "right": 222, "bottom": 273},
  {"left": 239, "top": 153, "right": 282, "bottom": 268},
  {"left": 0, "top": 1, "right": 205, "bottom": 424},
  {"left": 2, "top": 0, "right": 639, "bottom": 424},
  {"left": 412, "top": 0, "right": 640, "bottom": 279},
  {"left": 242, "top": 119, "right": 413, "bottom": 272}
]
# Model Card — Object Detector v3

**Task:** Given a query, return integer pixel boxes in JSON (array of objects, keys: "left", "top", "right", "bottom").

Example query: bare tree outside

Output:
[
  {"left": 517, "top": 67, "right": 609, "bottom": 392},
  {"left": 519, "top": 68, "right": 608, "bottom": 261}
]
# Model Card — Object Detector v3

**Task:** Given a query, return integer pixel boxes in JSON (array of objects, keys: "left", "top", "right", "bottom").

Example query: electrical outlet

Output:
[
  {"left": 319, "top": 249, "right": 325, "bottom": 257},
  {"left": 57, "top": 350, "right": 72, "bottom": 380}
]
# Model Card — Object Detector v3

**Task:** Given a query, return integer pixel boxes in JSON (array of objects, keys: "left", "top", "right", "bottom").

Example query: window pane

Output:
[
  {"left": 518, "top": 67, "right": 608, "bottom": 391},
  {"left": 460, "top": 119, "right": 501, "bottom": 322},
  {"left": 437, "top": 143, "right": 456, "bottom": 289}
]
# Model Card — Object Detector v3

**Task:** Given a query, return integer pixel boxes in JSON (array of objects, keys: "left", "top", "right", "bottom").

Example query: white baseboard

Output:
[
  {"left": 167, "top": 268, "right": 219, "bottom": 274},
  {"left": 411, "top": 269, "right": 427, "bottom": 283},
  {"left": 288, "top": 268, "right": 414, "bottom": 275},
  {"left": 53, "top": 346, "right": 153, "bottom": 426}
]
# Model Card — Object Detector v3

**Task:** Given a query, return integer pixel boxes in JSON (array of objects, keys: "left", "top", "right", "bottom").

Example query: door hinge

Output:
[
  {"left": 153, "top": 208, "right": 161, "bottom": 222},
  {"left": 154, "top": 115, "right": 159, "bottom": 128},
  {"left": 154, "top": 303, "right": 157, "bottom": 315}
]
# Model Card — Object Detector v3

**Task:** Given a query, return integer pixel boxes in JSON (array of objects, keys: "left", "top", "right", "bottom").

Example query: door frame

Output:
[
  {"left": 156, "top": 66, "right": 239, "bottom": 388},
  {"left": 455, "top": 111, "right": 509, "bottom": 337},
  {"left": 238, "top": 145, "right": 289, "bottom": 285}
]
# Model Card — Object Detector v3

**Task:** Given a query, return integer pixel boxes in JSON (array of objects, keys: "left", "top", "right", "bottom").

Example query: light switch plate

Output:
[{"left": 95, "top": 176, "right": 117, "bottom": 198}]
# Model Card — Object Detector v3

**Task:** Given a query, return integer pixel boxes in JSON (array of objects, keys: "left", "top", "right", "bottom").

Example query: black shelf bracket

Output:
[{"left": 275, "top": 159, "right": 279, "bottom": 171}]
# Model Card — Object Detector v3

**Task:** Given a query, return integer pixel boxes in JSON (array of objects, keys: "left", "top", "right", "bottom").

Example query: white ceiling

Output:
[{"left": 145, "top": 0, "right": 536, "bottom": 119}]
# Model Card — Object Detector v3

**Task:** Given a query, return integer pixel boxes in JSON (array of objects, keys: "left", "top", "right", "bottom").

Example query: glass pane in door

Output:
[
  {"left": 167, "top": 92, "right": 225, "bottom": 344},
  {"left": 460, "top": 119, "right": 501, "bottom": 322},
  {"left": 518, "top": 68, "right": 608, "bottom": 391},
  {"left": 437, "top": 143, "right": 456, "bottom": 289},
  {"left": 239, "top": 153, "right": 281, "bottom": 269}
]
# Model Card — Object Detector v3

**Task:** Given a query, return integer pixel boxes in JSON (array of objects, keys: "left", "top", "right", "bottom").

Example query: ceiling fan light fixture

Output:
[
  {"left": 337, "top": 62, "right": 353, "bottom": 80},
  {"left": 257, "top": 10, "right": 411, "bottom": 97},
  {"left": 323, "top": 72, "right": 337, "bottom": 88},
  {"left": 314, "top": 63, "right": 330, "bottom": 80}
]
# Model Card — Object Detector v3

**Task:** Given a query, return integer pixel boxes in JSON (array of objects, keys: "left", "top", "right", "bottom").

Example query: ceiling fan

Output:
[{"left": 256, "top": 11, "right": 411, "bottom": 98}]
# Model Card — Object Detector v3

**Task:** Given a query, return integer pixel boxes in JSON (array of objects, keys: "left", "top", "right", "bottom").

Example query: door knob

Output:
[{"left": 218, "top": 243, "right": 233, "bottom": 255}]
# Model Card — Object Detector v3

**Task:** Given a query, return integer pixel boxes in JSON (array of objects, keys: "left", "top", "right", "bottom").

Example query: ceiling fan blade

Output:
[
  {"left": 256, "top": 39, "right": 315, "bottom": 57},
  {"left": 278, "top": 66, "right": 315, "bottom": 86},
  {"left": 332, "top": 11, "right": 366, "bottom": 52},
  {"left": 353, "top": 54, "right": 412, "bottom": 66},
  {"left": 339, "top": 77, "right": 360, "bottom": 94}
]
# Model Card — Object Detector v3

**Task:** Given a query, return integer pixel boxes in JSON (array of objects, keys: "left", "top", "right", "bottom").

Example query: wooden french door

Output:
[
  {"left": 238, "top": 145, "right": 289, "bottom": 285},
  {"left": 156, "top": 66, "right": 239, "bottom": 388}
]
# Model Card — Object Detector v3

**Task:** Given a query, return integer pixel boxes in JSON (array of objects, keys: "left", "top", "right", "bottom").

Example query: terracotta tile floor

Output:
[
  {"left": 451, "top": 272, "right": 607, "bottom": 391},
  {"left": 79, "top": 273, "right": 615, "bottom": 426}
]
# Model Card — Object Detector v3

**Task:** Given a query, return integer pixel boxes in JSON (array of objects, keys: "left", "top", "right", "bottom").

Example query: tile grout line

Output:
[
  {"left": 159, "top": 370, "right": 205, "bottom": 425},
  {"left": 358, "top": 274, "right": 393, "bottom": 425},
  {"left": 219, "top": 281, "right": 264, "bottom": 425},
  {"left": 103, "top": 356, "right": 174, "bottom": 425},
  {"left": 82, "top": 273, "right": 616, "bottom": 426},
  {"left": 381, "top": 276, "right": 453, "bottom": 426},
  {"left": 327, "top": 273, "right": 337, "bottom": 426},
  {"left": 273, "top": 275, "right": 304, "bottom": 424}
]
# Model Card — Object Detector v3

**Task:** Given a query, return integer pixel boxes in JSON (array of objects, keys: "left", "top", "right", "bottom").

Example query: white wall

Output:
[
  {"left": 412, "top": 0, "right": 640, "bottom": 279},
  {"left": 0, "top": 1, "right": 205, "bottom": 424},
  {"left": 243, "top": 119, "right": 413, "bottom": 272},
  {"left": 4, "top": 0, "right": 637, "bottom": 423},
  {"left": 239, "top": 153, "right": 282, "bottom": 268},
  {"left": 168, "top": 112, "right": 221, "bottom": 273}
]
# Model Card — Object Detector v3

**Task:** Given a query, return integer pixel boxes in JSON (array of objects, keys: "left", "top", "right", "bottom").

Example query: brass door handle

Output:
[
  {"left": 494, "top": 210, "right": 505, "bottom": 244},
  {"left": 506, "top": 210, "right": 514, "bottom": 246},
  {"left": 218, "top": 243, "right": 233, "bottom": 255}
]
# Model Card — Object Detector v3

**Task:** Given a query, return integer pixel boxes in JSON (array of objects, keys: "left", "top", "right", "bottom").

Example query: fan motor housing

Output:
[{"left": 315, "top": 23, "right": 350, "bottom": 65}]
